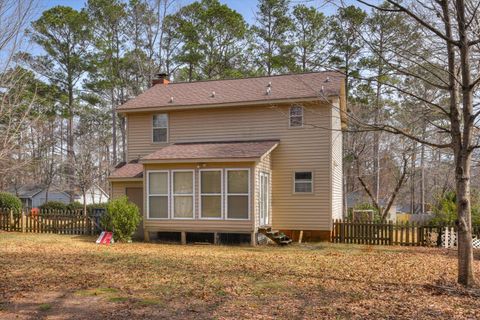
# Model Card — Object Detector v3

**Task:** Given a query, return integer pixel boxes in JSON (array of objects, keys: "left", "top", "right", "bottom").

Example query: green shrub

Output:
[
  {"left": 432, "top": 190, "right": 480, "bottom": 225},
  {"left": 39, "top": 201, "right": 67, "bottom": 211},
  {"left": 0, "top": 192, "right": 22, "bottom": 211},
  {"left": 66, "top": 201, "right": 83, "bottom": 211},
  {"left": 101, "top": 196, "right": 141, "bottom": 242}
]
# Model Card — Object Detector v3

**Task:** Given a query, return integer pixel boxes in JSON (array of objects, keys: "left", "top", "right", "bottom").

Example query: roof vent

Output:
[
  {"left": 325, "top": 76, "right": 330, "bottom": 83},
  {"left": 266, "top": 87, "right": 271, "bottom": 95},
  {"left": 211, "top": 91, "right": 215, "bottom": 97},
  {"left": 267, "top": 81, "right": 272, "bottom": 87},
  {"left": 169, "top": 96, "right": 174, "bottom": 103}
]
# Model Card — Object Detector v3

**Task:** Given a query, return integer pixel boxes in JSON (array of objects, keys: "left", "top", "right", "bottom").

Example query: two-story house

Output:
[{"left": 108, "top": 72, "right": 345, "bottom": 244}]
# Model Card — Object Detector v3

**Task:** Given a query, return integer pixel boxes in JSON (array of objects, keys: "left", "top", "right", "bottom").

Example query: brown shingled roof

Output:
[
  {"left": 118, "top": 72, "right": 343, "bottom": 112},
  {"left": 109, "top": 163, "right": 143, "bottom": 179},
  {"left": 141, "top": 140, "right": 279, "bottom": 162}
]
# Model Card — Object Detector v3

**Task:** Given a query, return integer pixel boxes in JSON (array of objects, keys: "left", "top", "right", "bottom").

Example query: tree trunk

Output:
[
  {"left": 67, "top": 82, "right": 74, "bottom": 202},
  {"left": 83, "top": 191, "right": 87, "bottom": 217},
  {"left": 420, "top": 143, "right": 425, "bottom": 214},
  {"left": 111, "top": 88, "right": 117, "bottom": 166},
  {"left": 410, "top": 143, "right": 416, "bottom": 214},
  {"left": 450, "top": 0, "right": 475, "bottom": 286},
  {"left": 455, "top": 153, "right": 474, "bottom": 286},
  {"left": 120, "top": 115, "right": 126, "bottom": 162},
  {"left": 373, "top": 33, "right": 384, "bottom": 206},
  {"left": 420, "top": 121, "right": 426, "bottom": 214}
]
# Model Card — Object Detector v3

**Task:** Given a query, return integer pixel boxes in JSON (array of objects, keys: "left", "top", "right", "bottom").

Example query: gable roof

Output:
[
  {"left": 140, "top": 140, "right": 279, "bottom": 163},
  {"left": 109, "top": 163, "right": 144, "bottom": 179},
  {"left": 7, "top": 185, "right": 70, "bottom": 198},
  {"left": 118, "top": 71, "right": 344, "bottom": 112},
  {"left": 10, "top": 185, "right": 44, "bottom": 198}
]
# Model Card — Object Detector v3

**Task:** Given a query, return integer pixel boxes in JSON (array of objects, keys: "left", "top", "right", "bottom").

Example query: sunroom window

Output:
[
  {"left": 200, "top": 170, "right": 222, "bottom": 219},
  {"left": 153, "top": 114, "right": 168, "bottom": 142},
  {"left": 226, "top": 169, "right": 249, "bottom": 219},
  {"left": 172, "top": 171, "right": 194, "bottom": 219},
  {"left": 148, "top": 171, "right": 169, "bottom": 218}
]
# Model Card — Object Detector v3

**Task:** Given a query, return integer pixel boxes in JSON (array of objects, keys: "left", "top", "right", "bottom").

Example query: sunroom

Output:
[{"left": 139, "top": 140, "right": 278, "bottom": 244}]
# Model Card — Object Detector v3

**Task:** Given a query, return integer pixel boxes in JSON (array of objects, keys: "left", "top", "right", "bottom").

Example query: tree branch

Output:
[{"left": 357, "top": 0, "right": 460, "bottom": 46}]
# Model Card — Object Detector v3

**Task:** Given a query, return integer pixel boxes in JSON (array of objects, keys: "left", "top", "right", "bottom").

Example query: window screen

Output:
[
  {"left": 200, "top": 170, "right": 222, "bottom": 218},
  {"left": 148, "top": 171, "right": 168, "bottom": 218},
  {"left": 226, "top": 170, "right": 249, "bottom": 219}
]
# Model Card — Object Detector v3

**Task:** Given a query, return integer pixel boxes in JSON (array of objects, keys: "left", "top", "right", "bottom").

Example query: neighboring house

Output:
[
  {"left": 77, "top": 185, "right": 109, "bottom": 205},
  {"left": 346, "top": 191, "right": 369, "bottom": 210},
  {"left": 347, "top": 191, "right": 397, "bottom": 222},
  {"left": 8, "top": 185, "right": 72, "bottom": 208},
  {"left": 108, "top": 72, "right": 345, "bottom": 244}
]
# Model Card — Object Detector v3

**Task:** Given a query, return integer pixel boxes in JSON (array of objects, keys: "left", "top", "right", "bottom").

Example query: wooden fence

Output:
[
  {"left": 0, "top": 208, "right": 103, "bottom": 235},
  {"left": 331, "top": 219, "right": 480, "bottom": 246}
]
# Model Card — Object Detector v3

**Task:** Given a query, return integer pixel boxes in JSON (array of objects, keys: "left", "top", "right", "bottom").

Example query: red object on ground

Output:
[
  {"left": 96, "top": 231, "right": 113, "bottom": 245},
  {"left": 101, "top": 232, "right": 113, "bottom": 245}
]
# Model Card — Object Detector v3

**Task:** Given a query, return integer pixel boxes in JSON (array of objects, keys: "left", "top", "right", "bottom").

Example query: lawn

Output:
[{"left": 0, "top": 232, "right": 479, "bottom": 319}]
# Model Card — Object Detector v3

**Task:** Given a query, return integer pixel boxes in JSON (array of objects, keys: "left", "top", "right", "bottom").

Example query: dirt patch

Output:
[{"left": 0, "top": 289, "right": 180, "bottom": 320}]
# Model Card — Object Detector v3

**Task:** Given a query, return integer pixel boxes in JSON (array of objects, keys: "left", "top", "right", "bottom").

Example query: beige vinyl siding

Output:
[
  {"left": 331, "top": 100, "right": 343, "bottom": 221},
  {"left": 111, "top": 181, "right": 143, "bottom": 198},
  {"left": 254, "top": 153, "right": 272, "bottom": 228},
  {"left": 127, "top": 101, "right": 334, "bottom": 231},
  {"left": 142, "top": 162, "right": 255, "bottom": 233}
]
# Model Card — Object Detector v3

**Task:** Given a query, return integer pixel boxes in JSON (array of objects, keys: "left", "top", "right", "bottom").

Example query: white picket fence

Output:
[{"left": 441, "top": 227, "right": 480, "bottom": 249}]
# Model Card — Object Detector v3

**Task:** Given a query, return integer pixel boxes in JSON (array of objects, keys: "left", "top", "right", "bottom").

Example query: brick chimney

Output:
[{"left": 152, "top": 73, "right": 169, "bottom": 86}]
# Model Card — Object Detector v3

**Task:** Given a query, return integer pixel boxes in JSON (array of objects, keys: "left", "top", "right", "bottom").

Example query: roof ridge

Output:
[{"left": 161, "top": 70, "right": 344, "bottom": 86}]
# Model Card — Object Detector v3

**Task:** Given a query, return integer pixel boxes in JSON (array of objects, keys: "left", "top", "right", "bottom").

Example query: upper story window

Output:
[
  {"left": 153, "top": 114, "right": 168, "bottom": 142},
  {"left": 294, "top": 171, "right": 313, "bottom": 193},
  {"left": 289, "top": 106, "right": 304, "bottom": 128}
]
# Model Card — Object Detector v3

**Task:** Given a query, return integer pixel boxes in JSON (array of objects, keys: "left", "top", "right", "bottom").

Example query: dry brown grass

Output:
[{"left": 0, "top": 232, "right": 479, "bottom": 319}]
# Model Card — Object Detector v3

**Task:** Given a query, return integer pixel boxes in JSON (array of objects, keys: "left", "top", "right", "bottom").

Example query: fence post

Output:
[
  {"left": 389, "top": 222, "right": 393, "bottom": 245},
  {"left": 444, "top": 226, "right": 449, "bottom": 248},
  {"left": 21, "top": 211, "right": 26, "bottom": 233},
  {"left": 9, "top": 209, "right": 14, "bottom": 230},
  {"left": 340, "top": 220, "right": 345, "bottom": 243}
]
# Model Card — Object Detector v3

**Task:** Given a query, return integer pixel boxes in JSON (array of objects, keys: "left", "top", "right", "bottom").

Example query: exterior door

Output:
[
  {"left": 126, "top": 187, "right": 144, "bottom": 240},
  {"left": 259, "top": 172, "right": 270, "bottom": 226}
]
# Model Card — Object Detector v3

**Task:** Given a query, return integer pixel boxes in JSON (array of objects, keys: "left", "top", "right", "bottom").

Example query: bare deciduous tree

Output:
[{"left": 347, "top": 0, "right": 480, "bottom": 287}]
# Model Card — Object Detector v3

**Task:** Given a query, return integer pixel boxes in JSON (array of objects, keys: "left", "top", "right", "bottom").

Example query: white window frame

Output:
[
  {"left": 289, "top": 105, "right": 304, "bottom": 128},
  {"left": 293, "top": 171, "right": 314, "bottom": 194},
  {"left": 225, "top": 168, "right": 251, "bottom": 220},
  {"left": 199, "top": 169, "right": 223, "bottom": 220},
  {"left": 146, "top": 170, "right": 170, "bottom": 220},
  {"left": 152, "top": 113, "right": 169, "bottom": 143},
  {"left": 171, "top": 170, "right": 195, "bottom": 220}
]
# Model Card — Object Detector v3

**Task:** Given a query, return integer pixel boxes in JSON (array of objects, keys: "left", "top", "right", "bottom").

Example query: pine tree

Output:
[
  {"left": 23, "top": 6, "right": 91, "bottom": 200},
  {"left": 252, "top": 0, "right": 294, "bottom": 76}
]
